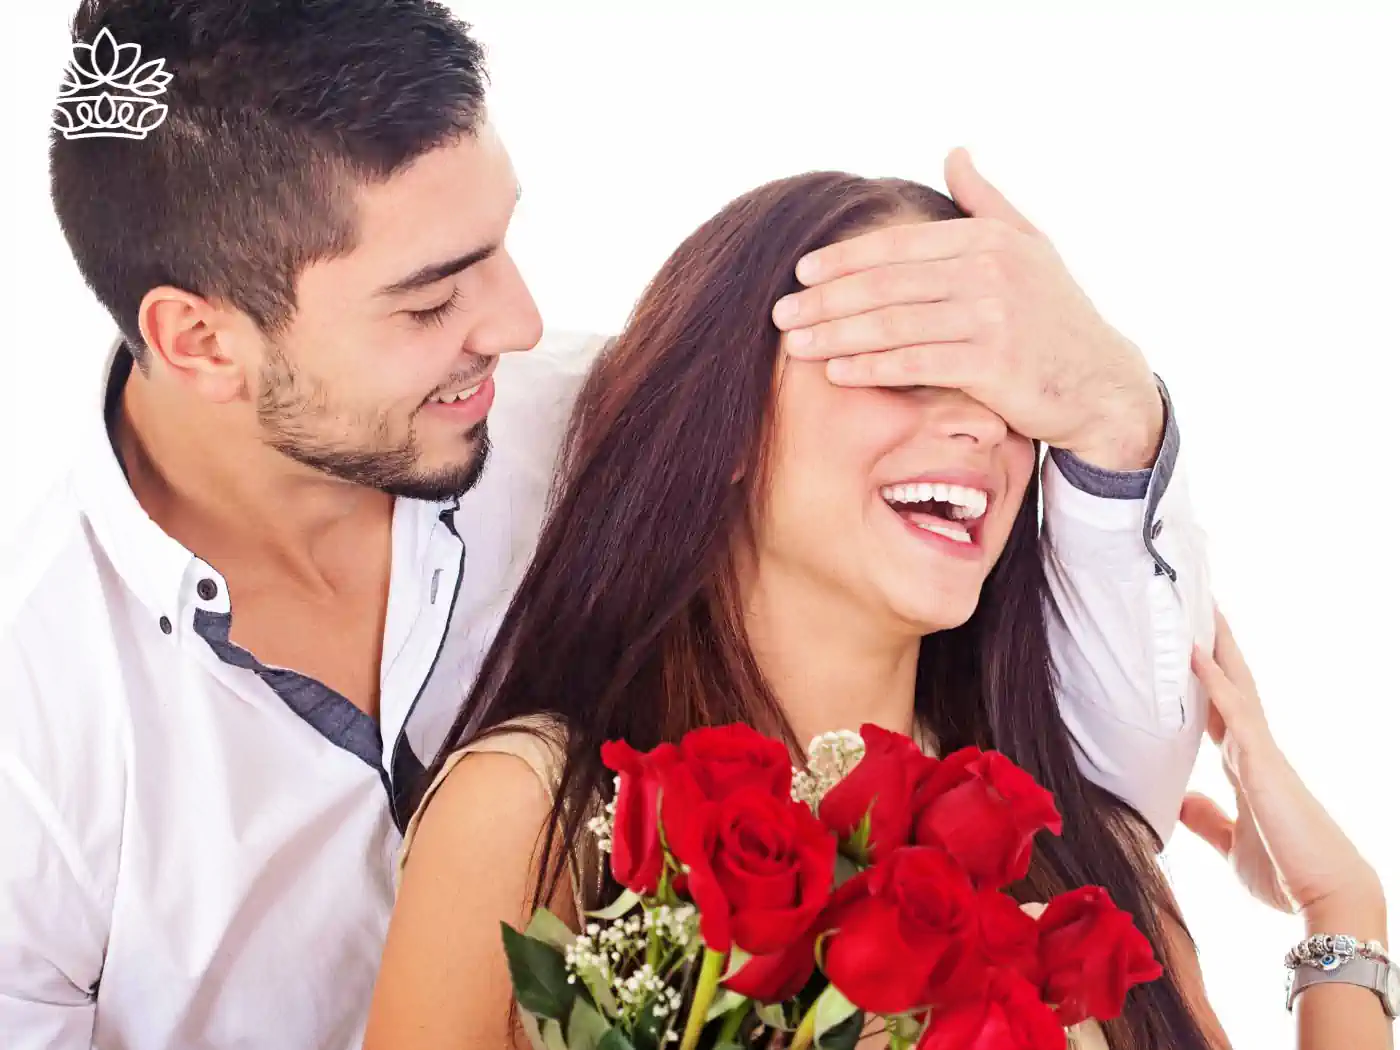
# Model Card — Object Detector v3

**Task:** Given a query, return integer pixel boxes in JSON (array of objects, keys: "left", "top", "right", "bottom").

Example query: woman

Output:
[{"left": 365, "top": 175, "right": 1389, "bottom": 1049}]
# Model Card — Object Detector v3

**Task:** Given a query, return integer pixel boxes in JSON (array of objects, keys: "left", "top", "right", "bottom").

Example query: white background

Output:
[{"left": 5, "top": 3, "right": 1399, "bottom": 1043}]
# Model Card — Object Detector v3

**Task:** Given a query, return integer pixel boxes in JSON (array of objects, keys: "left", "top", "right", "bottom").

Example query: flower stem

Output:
[
  {"left": 715, "top": 1000, "right": 748, "bottom": 1045},
  {"left": 679, "top": 948, "right": 727, "bottom": 1050},
  {"left": 789, "top": 1001, "right": 820, "bottom": 1050},
  {"left": 646, "top": 926, "right": 661, "bottom": 972}
]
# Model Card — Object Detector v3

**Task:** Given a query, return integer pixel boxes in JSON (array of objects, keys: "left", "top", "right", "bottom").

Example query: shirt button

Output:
[
  {"left": 159, "top": 616, "right": 172, "bottom": 635},
  {"left": 197, "top": 578, "right": 218, "bottom": 601}
]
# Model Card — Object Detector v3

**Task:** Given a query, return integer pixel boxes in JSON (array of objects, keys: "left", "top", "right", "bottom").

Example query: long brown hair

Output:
[{"left": 432, "top": 172, "right": 1214, "bottom": 1049}]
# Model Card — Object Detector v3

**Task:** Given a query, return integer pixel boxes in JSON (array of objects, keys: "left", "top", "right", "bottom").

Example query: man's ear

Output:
[{"left": 137, "top": 285, "right": 260, "bottom": 402}]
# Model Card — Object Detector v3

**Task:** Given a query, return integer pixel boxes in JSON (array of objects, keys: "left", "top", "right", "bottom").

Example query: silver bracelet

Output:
[
  {"left": 1285, "top": 934, "right": 1400, "bottom": 1019},
  {"left": 1285, "top": 933, "right": 1391, "bottom": 972}
]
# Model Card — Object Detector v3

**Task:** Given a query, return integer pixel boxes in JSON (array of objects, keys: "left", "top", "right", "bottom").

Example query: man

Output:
[{"left": 0, "top": 1, "right": 1209, "bottom": 1047}]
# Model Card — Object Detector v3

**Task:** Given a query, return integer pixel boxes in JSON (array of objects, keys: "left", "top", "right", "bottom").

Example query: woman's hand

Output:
[{"left": 1179, "top": 610, "right": 1384, "bottom": 919}]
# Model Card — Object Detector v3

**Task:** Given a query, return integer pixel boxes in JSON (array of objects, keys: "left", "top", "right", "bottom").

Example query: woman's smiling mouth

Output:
[{"left": 879, "top": 476, "right": 993, "bottom": 558}]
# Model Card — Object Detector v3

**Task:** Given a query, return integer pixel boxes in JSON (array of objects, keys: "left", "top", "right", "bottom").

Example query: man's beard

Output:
[{"left": 256, "top": 346, "right": 490, "bottom": 502}]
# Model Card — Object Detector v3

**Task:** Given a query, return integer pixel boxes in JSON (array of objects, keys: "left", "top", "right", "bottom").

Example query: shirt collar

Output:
[
  {"left": 75, "top": 338, "right": 205, "bottom": 625},
  {"left": 74, "top": 338, "right": 461, "bottom": 628}
]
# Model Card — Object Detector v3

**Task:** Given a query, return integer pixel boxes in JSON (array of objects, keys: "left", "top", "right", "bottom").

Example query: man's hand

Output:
[{"left": 773, "top": 149, "right": 1165, "bottom": 471}]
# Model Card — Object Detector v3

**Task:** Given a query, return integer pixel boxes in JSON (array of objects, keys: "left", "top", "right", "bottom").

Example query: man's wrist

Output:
[{"left": 1064, "top": 377, "right": 1166, "bottom": 473}]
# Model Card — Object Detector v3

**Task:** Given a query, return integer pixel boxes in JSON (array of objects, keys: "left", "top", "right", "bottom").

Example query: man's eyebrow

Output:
[{"left": 377, "top": 243, "right": 499, "bottom": 297}]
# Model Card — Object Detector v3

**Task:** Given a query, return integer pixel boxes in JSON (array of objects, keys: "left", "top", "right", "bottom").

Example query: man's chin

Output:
[
  {"left": 266, "top": 422, "right": 491, "bottom": 502},
  {"left": 381, "top": 433, "right": 491, "bottom": 502}
]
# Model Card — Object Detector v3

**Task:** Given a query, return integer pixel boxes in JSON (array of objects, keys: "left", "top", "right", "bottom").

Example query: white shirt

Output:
[{"left": 0, "top": 332, "right": 1211, "bottom": 1050}]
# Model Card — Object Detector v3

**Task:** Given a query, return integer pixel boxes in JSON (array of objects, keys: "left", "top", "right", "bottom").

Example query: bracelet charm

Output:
[{"left": 1285, "top": 933, "right": 1389, "bottom": 971}]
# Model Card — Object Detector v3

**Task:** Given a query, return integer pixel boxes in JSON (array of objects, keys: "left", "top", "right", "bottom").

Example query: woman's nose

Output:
[{"left": 917, "top": 387, "right": 1011, "bottom": 446}]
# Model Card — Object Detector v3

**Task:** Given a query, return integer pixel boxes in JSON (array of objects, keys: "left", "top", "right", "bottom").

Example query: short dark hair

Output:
[{"left": 50, "top": 0, "right": 489, "bottom": 364}]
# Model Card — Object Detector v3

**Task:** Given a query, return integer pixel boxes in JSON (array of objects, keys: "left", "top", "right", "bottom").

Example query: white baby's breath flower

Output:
[
  {"left": 585, "top": 778, "right": 621, "bottom": 852},
  {"left": 790, "top": 769, "right": 822, "bottom": 810},
  {"left": 807, "top": 729, "right": 866, "bottom": 780},
  {"left": 566, "top": 897, "right": 698, "bottom": 1033},
  {"left": 792, "top": 729, "right": 866, "bottom": 808}
]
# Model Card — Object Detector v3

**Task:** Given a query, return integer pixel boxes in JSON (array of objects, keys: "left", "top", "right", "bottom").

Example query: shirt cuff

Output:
[{"left": 1046, "top": 375, "right": 1181, "bottom": 582}]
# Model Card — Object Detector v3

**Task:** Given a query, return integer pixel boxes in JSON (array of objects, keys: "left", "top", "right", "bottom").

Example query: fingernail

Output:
[
  {"left": 772, "top": 296, "right": 799, "bottom": 326},
  {"left": 786, "top": 328, "right": 813, "bottom": 351},
  {"left": 795, "top": 254, "right": 820, "bottom": 284}
]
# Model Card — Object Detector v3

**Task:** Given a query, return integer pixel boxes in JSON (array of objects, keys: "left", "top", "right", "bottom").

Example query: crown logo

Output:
[{"left": 52, "top": 26, "right": 172, "bottom": 141}]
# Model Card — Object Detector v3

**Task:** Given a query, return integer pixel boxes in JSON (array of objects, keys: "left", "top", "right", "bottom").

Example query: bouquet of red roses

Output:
[{"left": 500, "top": 724, "right": 1162, "bottom": 1050}]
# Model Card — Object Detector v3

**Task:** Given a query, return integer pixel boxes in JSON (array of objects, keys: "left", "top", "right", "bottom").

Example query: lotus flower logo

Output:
[{"left": 52, "top": 26, "right": 172, "bottom": 140}]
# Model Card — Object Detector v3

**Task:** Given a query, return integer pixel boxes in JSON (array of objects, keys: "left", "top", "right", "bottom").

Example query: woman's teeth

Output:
[
  {"left": 879, "top": 482, "right": 989, "bottom": 520},
  {"left": 431, "top": 382, "right": 484, "bottom": 404},
  {"left": 915, "top": 521, "right": 973, "bottom": 544}
]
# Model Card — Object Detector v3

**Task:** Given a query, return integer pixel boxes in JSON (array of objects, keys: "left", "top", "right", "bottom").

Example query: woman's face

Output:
[{"left": 753, "top": 244, "right": 1036, "bottom": 636}]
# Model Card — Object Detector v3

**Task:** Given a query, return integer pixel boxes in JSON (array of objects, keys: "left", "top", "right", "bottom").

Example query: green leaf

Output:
[
  {"left": 579, "top": 969, "right": 620, "bottom": 1020},
  {"left": 813, "top": 986, "right": 860, "bottom": 1047},
  {"left": 541, "top": 1019, "right": 569, "bottom": 1050},
  {"left": 891, "top": 1014, "right": 924, "bottom": 1044},
  {"left": 519, "top": 1014, "right": 551, "bottom": 1050},
  {"left": 839, "top": 809, "right": 874, "bottom": 866},
  {"left": 501, "top": 922, "right": 576, "bottom": 1022},
  {"left": 706, "top": 988, "right": 748, "bottom": 1022},
  {"left": 598, "top": 1026, "right": 637, "bottom": 1050},
  {"left": 587, "top": 888, "right": 642, "bottom": 922},
  {"left": 756, "top": 1002, "right": 794, "bottom": 1031},
  {"left": 721, "top": 947, "right": 753, "bottom": 982},
  {"left": 526, "top": 907, "right": 579, "bottom": 953},
  {"left": 568, "top": 999, "right": 613, "bottom": 1050},
  {"left": 832, "top": 852, "right": 862, "bottom": 888},
  {"left": 816, "top": 1009, "right": 865, "bottom": 1050},
  {"left": 633, "top": 997, "right": 670, "bottom": 1050}
]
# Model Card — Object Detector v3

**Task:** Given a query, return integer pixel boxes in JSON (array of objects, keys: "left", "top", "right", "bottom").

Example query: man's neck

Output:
[
  {"left": 114, "top": 368, "right": 394, "bottom": 598},
  {"left": 739, "top": 555, "right": 921, "bottom": 750}
]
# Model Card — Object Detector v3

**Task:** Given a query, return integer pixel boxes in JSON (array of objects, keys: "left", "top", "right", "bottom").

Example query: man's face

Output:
[{"left": 257, "top": 123, "right": 542, "bottom": 501}]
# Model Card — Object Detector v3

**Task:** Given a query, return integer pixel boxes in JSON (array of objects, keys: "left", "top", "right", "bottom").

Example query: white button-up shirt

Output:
[{"left": 0, "top": 333, "right": 1211, "bottom": 1050}]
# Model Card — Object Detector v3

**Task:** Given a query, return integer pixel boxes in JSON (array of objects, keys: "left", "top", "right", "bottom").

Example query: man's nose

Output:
[{"left": 466, "top": 250, "right": 544, "bottom": 357}]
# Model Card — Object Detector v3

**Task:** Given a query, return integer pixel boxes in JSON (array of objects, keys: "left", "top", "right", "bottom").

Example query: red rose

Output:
[
  {"left": 723, "top": 926, "right": 823, "bottom": 1004},
  {"left": 965, "top": 891, "right": 1042, "bottom": 988},
  {"left": 819, "top": 846, "right": 984, "bottom": 1015},
  {"left": 600, "top": 739, "right": 684, "bottom": 895},
  {"left": 1037, "top": 886, "right": 1163, "bottom": 1025},
  {"left": 915, "top": 971, "right": 1067, "bottom": 1050},
  {"left": 668, "top": 787, "right": 835, "bottom": 1000},
  {"left": 819, "top": 724, "right": 935, "bottom": 863},
  {"left": 911, "top": 747, "right": 1062, "bottom": 890},
  {"left": 678, "top": 724, "right": 793, "bottom": 802}
]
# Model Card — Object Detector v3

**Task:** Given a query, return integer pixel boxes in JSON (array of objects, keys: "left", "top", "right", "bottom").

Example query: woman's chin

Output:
[{"left": 885, "top": 582, "right": 984, "bottom": 636}]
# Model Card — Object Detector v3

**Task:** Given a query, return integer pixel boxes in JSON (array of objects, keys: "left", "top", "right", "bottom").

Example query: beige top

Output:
[
  {"left": 398, "top": 715, "right": 599, "bottom": 921},
  {"left": 400, "top": 720, "right": 1109, "bottom": 1050}
]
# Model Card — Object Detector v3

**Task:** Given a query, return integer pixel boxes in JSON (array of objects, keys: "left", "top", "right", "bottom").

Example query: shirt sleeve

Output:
[
  {"left": 0, "top": 761, "right": 103, "bottom": 1047},
  {"left": 0, "top": 642, "right": 110, "bottom": 1048},
  {"left": 1040, "top": 377, "right": 1215, "bottom": 846}
]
